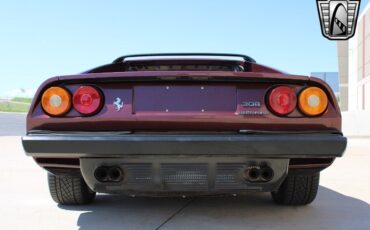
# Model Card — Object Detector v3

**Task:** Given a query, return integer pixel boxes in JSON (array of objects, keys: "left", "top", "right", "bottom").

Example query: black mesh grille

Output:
[
  {"left": 123, "top": 163, "right": 153, "bottom": 185},
  {"left": 215, "top": 163, "right": 247, "bottom": 190},
  {"left": 121, "top": 163, "right": 251, "bottom": 191},
  {"left": 161, "top": 163, "right": 208, "bottom": 191}
]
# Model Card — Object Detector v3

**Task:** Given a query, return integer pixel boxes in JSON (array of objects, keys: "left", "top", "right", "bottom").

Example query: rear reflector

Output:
[
  {"left": 41, "top": 87, "right": 71, "bottom": 116},
  {"left": 299, "top": 87, "right": 328, "bottom": 116},
  {"left": 73, "top": 86, "right": 103, "bottom": 115},
  {"left": 268, "top": 86, "right": 297, "bottom": 115}
]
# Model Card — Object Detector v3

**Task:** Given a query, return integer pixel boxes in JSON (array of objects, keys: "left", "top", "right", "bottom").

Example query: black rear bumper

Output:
[{"left": 22, "top": 132, "right": 347, "bottom": 158}]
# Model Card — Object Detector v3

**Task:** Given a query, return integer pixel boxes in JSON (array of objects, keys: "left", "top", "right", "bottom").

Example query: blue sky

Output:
[{"left": 0, "top": 0, "right": 368, "bottom": 97}]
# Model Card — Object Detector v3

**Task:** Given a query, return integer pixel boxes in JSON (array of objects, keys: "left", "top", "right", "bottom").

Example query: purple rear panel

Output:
[{"left": 27, "top": 80, "right": 341, "bottom": 132}]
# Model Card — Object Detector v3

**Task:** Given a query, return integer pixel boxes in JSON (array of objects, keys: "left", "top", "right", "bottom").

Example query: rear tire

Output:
[
  {"left": 271, "top": 172, "right": 319, "bottom": 205},
  {"left": 47, "top": 173, "right": 96, "bottom": 205}
]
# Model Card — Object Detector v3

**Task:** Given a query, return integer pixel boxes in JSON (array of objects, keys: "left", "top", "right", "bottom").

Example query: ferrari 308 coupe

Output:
[{"left": 22, "top": 53, "right": 346, "bottom": 205}]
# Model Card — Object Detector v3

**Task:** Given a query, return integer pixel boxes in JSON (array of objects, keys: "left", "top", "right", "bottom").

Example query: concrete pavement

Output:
[{"left": 0, "top": 136, "right": 369, "bottom": 230}]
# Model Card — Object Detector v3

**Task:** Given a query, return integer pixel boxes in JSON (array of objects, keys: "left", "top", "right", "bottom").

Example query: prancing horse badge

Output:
[{"left": 113, "top": 97, "right": 124, "bottom": 111}]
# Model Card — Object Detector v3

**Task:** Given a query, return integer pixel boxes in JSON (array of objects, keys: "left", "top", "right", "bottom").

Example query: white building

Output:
[
  {"left": 339, "top": 2, "right": 370, "bottom": 111},
  {"left": 337, "top": 2, "right": 370, "bottom": 135}
]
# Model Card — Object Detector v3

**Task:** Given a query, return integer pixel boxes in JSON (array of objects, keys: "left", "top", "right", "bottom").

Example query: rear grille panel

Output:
[{"left": 80, "top": 158, "right": 289, "bottom": 193}]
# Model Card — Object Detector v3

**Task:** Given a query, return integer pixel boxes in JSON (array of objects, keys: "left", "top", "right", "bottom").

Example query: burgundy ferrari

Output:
[{"left": 22, "top": 53, "right": 347, "bottom": 205}]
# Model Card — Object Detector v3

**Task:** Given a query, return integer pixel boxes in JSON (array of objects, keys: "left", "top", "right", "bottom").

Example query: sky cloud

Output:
[{"left": 0, "top": 88, "right": 36, "bottom": 99}]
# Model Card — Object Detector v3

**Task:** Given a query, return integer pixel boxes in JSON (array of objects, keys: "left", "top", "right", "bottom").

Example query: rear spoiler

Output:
[{"left": 112, "top": 53, "right": 257, "bottom": 64}]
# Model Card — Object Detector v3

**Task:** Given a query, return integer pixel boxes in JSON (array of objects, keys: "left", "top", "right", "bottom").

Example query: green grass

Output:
[
  {"left": 0, "top": 102, "right": 30, "bottom": 113},
  {"left": 11, "top": 97, "right": 33, "bottom": 103},
  {"left": 0, "top": 97, "right": 32, "bottom": 113}
]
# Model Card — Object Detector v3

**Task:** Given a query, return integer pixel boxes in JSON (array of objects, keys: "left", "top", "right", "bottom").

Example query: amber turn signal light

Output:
[
  {"left": 41, "top": 87, "right": 72, "bottom": 116},
  {"left": 298, "top": 87, "right": 328, "bottom": 116}
]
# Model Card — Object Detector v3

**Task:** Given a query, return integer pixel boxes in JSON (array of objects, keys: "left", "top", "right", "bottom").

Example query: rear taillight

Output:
[
  {"left": 268, "top": 86, "right": 297, "bottom": 115},
  {"left": 41, "top": 87, "right": 72, "bottom": 116},
  {"left": 298, "top": 87, "right": 328, "bottom": 116},
  {"left": 73, "top": 86, "right": 103, "bottom": 115}
]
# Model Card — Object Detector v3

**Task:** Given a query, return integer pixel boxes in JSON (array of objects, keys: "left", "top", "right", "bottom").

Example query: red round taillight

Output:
[
  {"left": 73, "top": 86, "right": 103, "bottom": 115},
  {"left": 268, "top": 86, "right": 297, "bottom": 115}
]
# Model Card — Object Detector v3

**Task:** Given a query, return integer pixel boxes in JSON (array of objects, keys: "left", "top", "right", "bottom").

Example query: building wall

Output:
[
  {"left": 338, "top": 2, "right": 370, "bottom": 136},
  {"left": 337, "top": 41, "right": 348, "bottom": 110},
  {"left": 342, "top": 3, "right": 370, "bottom": 111}
]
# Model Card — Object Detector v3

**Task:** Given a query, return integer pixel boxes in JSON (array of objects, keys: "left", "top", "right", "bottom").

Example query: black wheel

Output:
[
  {"left": 271, "top": 172, "right": 320, "bottom": 205},
  {"left": 47, "top": 173, "right": 96, "bottom": 205}
]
